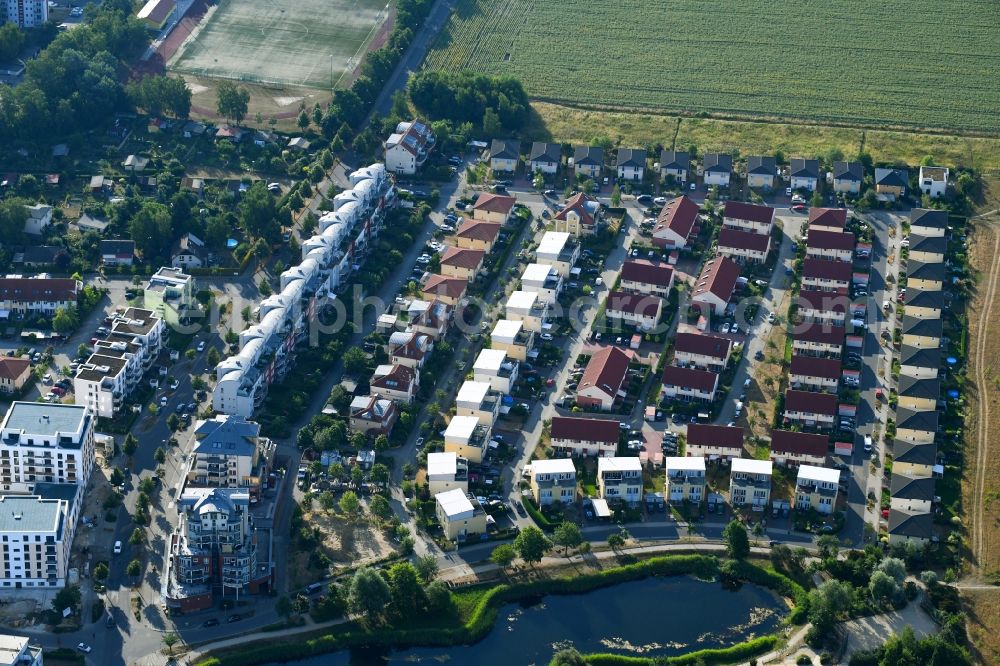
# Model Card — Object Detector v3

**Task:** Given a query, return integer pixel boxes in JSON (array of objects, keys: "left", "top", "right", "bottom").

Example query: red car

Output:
[
  {"left": 51, "top": 387, "right": 66, "bottom": 397},
  {"left": 791, "top": 204, "right": 808, "bottom": 213},
  {"left": 874, "top": 389, "right": 884, "bottom": 401}
]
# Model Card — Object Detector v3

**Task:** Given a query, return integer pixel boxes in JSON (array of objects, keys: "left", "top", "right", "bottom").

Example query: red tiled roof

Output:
[
  {"left": 0, "top": 278, "right": 79, "bottom": 303},
  {"left": 790, "top": 355, "right": 842, "bottom": 380},
  {"left": 692, "top": 255, "right": 740, "bottom": 303},
  {"left": 371, "top": 364, "right": 416, "bottom": 392},
  {"left": 808, "top": 208, "right": 847, "bottom": 229},
  {"left": 674, "top": 332, "right": 732, "bottom": 360},
  {"left": 723, "top": 201, "right": 775, "bottom": 225},
  {"left": 606, "top": 291, "right": 661, "bottom": 318},
  {"left": 472, "top": 193, "right": 516, "bottom": 214},
  {"left": 661, "top": 365, "right": 719, "bottom": 392},
  {"left": 551, "top": 416, "right": 620, "bottom": 443},
  {"left": 686, "top": 424, "right": 744, "bottom": 450},
  {"left": 0, "top": 357, "right": 30, "bottom": 382},
  {"left": 807, "top": 229, "right": 855, "bottom": 252},
  {"left": 654, "top": 196, "right": 699, "bottom": 240},
  {"left": 803, "top": 258, "right": 853, "bottom": 282},
  {"left": 579, "top": 346, "right": 631, "bottom": 399},
  {"left": 794, "top": 324, "right": 845, "bottom": 346},
  {"left": 555, "top": 192, "right": 598, "bottom": 228},
  {"left": 718, "top": 228, "right": 770, "bottom": 253},
  {"left": 455, "top": 220, "right": 502, "bottom": 243},
  {"left": 785, "top": 389, "right": 838, "bottom": 415},
  {"left": 621, "top": 260, "right": 674, "bottom": 288},
  {"left": 422, "top": 274, "right": 468, "bottom": 300},
  {"left": 770, "top": 430, "right": 828, "bottom": 457},
  {"left": 440, "top": 246, "right": 485, "bottom": 270},
  {"left": 798, "top": 289, "right": 848, "bottom": 314}
]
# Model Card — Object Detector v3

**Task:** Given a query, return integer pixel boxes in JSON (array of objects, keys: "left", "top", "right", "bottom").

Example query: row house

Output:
[
  {"left": 527, "top": 459, "right": 576, "bottom": 506},
  {"left": 576, "top": 346, "right": 631, "bottom": 411},
  {"left": 455, "top": 381, "right": 502, "bottom": 426},
  {"left": 505, "top": 290, "right": 546, "bottom": 332},
  {"left": 702, "top": 153, "right": 732, "bottom": 186},
  {"left": 472, "top": 193, "right": 516, "bottom": 225},
  {"left": 722, "top": 201, "right": 774, "bottom": 236},
  {"left": 795, "top": 465, "right": 840, "bottom": 514},
  {"left": 597, "top": 457, "right": 643, "bottom": 505},
  {"left": 370, "top": 364, "right": 418, "bottom": 404},
  {"left": 384, "top": 119, "right": 434, "bottom": 175},
  {"left": 554, "top": 192, "right": 600, "bottom": 236},
  {"left": 605, "top": 291, "right": 663, "bottom": 330},
  {"left": 784, "top": 389, "right": 837, "bottom": 429},
  {"left": 895, "top": 407, "right": 937, "bottom": 444},
  {"left": 491, "top": 319, "right": 534, "bottom": 361},
  {"left": 651, "top": 196, "right": 699, "bottom": 249},
  {"left": 730, "top": 458, "right": 772, "bottom": 510},
  {"left": 660, "top": 365, "right": 718, "bottom": 402},
  {"left": 620, "top": 260, "right": 675, "bottom": 299},
  {"left": 888, "top": 508, "right": 934, "bottom": 547},
  {"left": 214, "top": 165, "right": 390, "bottom": 417},
  {"left": 770, "top": 429, "right": 828, "bottom": 467},
  {"left": 802, "top": 258, "right": 852, "bottom": 294},
  {"left": 792, "top": 323, "right": 844, "bottom": 358},
  {"left": 674, "top": 331, "right": 732, "bottom": 371},
  {"left": 535, "top": 231, "right": 580, "bottom": 277},
  {"left": 427, "top": 451, "right": 469, "bottom": 495},
  {"left": 439, "top": 247, "right": 485, "bottom": 282},
  {"left": 906, "top": 259, "right": 945, "bottom": 292},
  {"left": 444, "top": 415, "right": 491, "bottom": 464},
  {"left": 521, "top": 263, "right": 562, "bottom": 304},
  {"left": 0, "top": 277, "right": 80, "bottom": 316},
  {"left": 903, "top": 289, "right": 943, "bottom": 319},
  {"left": 659, "top": 150, "right": 690, "bottom": 182},
  {"left": 789, "top": 355, "right": 840, "bottom": 392},
  {"left": 717, "top": 227, "right": 771, "bottom": 264},
  {"left": 685, "top": 424, "right": 744, "bottom": 461},
  {"left": 454, "top": 220, "right": 502, "bottom": 253},
  {"left": 892, "top": 439, "right": 936, "bottom": 479},
  {"left": 550, "top": 416, "right": 620, "bottom": 457},
  {"left": 889, "top": 473, "right": 935, "bottom": 514},
  {"left": 910, "top": 208, "right": 948, "bottom": 237},
  {"left": 691, "top": 255, "right": 740, "bottom": 316},
  {"left": 907, "top": 233, "right": 946, "bottom": 264},
  {"left": 900, "top": 314, "right": 942, "bottom": 350},
  {"left": 896, "top": 373, "right": 939, "bottom": 415},
  {"left": 473, "top": 348, "right": 518, "bottom": 395},
  {"left": 806, "top": 229, "right": 855, "bottom": 263},
  {"left": 797, "top": 289, "right": 847, "bottom": 325},
  {"left": 899, "top": 344, "right": 939, "bottom": 379},
  {"left": 808, "top": 208, "right": 847, "bottom": 233},
  {"left": 665, "top": 456, "right": 705, "bottom": 504}
]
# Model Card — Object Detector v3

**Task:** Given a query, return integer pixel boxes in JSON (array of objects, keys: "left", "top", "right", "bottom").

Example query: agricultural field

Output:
[
  {"left": 426, "top": 0, "right": 1000, "bottom": 134},
  {"left": 170, "top": 0, "right": 391, "bottom": 90}
]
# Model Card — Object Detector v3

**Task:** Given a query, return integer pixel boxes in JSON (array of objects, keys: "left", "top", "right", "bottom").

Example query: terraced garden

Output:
[{"left": 426, "top": 0, "right": 1000, "bottom": 134}]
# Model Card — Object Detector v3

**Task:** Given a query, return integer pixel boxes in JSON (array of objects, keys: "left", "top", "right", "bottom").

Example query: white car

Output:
[
  {"left": 196, "top": 341, "right": 206, "bottom": 352},
  {"left": 690, "top": 182, "right": 696, "bottom": 191},
  {"left": 77, "top": 643, "right": 92, "bottom": 653},
  {"left": 159, "top": 396, "right": 168, "bottom": 408},
  {"left": 731, "top": 324, "right": 739, "bottom": 335},
  {"left": 113, "top": 540, "right": 122, "bottom": 554},
  {"left": 863, "top": 435, "right": 873, "bottom": 451},
  {"left": 721, "top": 323, "right": 731, "bottom": 333},
  {"left": 595, "top": 277, "right": 603, "bottom": 286},
  {"left": 653, "top": 196, "right": 667, "bottom": 205},
  {"left": 767, "top": 313, "right": 777, "bottom": 324},
  {"left": 149, "top": 378, "right": 159, "bottom": 389},
  {"left": 169, "top": 378, "right": 179, "bottom": 390},
  {"left": 540, "top": 333, "right": 554, "bottom": 341}
]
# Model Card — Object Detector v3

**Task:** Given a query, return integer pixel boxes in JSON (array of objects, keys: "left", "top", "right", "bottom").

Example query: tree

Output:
[
  {"left": 369, "top": 494, "right": 391, "bottom": 521},
  {"left": 811, "top": 191, "right": 823, "bottom": 207},
  {"left": 154, "top": 447, "right": 166, "bottom": 465},
  {"left": 318, "top": 491, "right": 336, "bottom": 512},
  {"left": 207, "top": 346, "right": 221, "bottom": 367},
  {"left": 239, "top": 182, "right": 278, "bottom": 241},
  {"left": 258, "top": 277, "right": 273, "bottom": 297},
  {"left": 52, "top": 306, "right": 79, "bottom": 334},
  {"left": 807, "top": 579, "right": 852, "bottom": 638},
  {"left": 611, "top": 184, "right": 621, "bottom": 206},
  {"left": 342, "top": 347, "right": 370, "bottom": 377},
  {"left": 52, "top": 585, "right": 81, "bottom": 614},
  {"left": 425, "top": 580, "right": 454, "bottom": 615},
  {"left": 723, "top": 520, "right": 750, "bottom": 560},
  {"left": 216, "top": 80, "right": 250, "bottom": 125},
  {"left": 123, "top": 433, "right": 138, "bottom": 456},
  {"left": 607, "top": 532, "right": 625, "bottom": 552},
  {"left": 869, "top": 569, "right": 898, "bottom": 607},
  {"left": 552, "top": 522, "right": 583, "bottom": 556},
  {"left": 374, "top": 434, "right": 390, "bottom": 451},
  {"left": 162, "top": 632, "right": 180, "bottom": 656},
  {"left": 415, "top": 554, "right": 438, "bottom": 583},
  {"left": 877, "top": 556, "right": 907, "bottom": 583},
  {"left": 0, "top": 23, "right": 26, "bottom": 63},
  {"left": 482, "top": 107, "right": 502, "bottom": 137},
  {"left": 128, "top": 201, "right": 173, "bottom": 261},
  {"left": 347, "top": 567, "right": 390, "bottom": 625},
  {"left": 551, "top": 648, "right": 587, "bottom": 666},
  {"left": 93, "top": 562, "right": 109, "bottom": 581},
  {"left": 166, "top": 413, "right": 180, "bottom": 431},
  {"left": 491, "top": 543, "right": 516, "bottom": 572},
  {"left": 126, "top": 559, "right": 142, "bottom": 583},
  {"left": 817, "top": 534, "right": 840, "bottom": 560},
  {"left": 388, "top": 562, "right": 426, "bottom": 620},
  {"left": 339, "top": 490, "right": 361, "bottom": 516},
  {"left": 370, "top": 463, "right": 390, "bottom": 487},
  {"left": 513, "top": 525, "right": 550, "bottom": 565},
  {"left": 129, "top": 527, "right": 144, "bottom": 546}
]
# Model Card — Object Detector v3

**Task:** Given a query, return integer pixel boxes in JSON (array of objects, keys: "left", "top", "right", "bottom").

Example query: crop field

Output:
[
  {"left": 426, "top": 0, "right": 1000, "bottom": 134},
  {"left": 170, "top": 0, "right": 391, "bottom": 90}
]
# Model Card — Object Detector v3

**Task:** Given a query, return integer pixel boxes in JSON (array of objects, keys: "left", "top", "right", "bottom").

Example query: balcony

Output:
[{"left": 732, "top": 473, "right": 771, "bottom": 488}]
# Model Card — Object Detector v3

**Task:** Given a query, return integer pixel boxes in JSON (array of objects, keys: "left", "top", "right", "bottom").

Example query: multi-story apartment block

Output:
[
  {"left": 490, "top": 319, "right": 533, "bottom": 361},
  {"left": 1, "top": 0, "right": 49, "bottom": 27},
  {"left": 435, "top": 488, "right": 487, "bottom": 540},
  {"left": 527, "top": 459, "right": 576, "bottom": 506},
  {"left": 455, "top": 381, "right": 501, "bottom": 426},
  {"left": 730, "top": 458, "right": 772, "bottom": 510},
  {"left": 597, "top": 457, "right": 643, "bottom": 505},
  {"left": 549, "top": 416, "right": 620, "bottom": 457},
  {"left": 444, "top": 415, "right": 491, "bottom": 464},
  {"left": 0, "top": 402, "right": 94, "bottom": 493},
  {"left": 186, "top": 415, "right": 275, "bottom": 502},
  {"left": 0, "top": 634, "right": 43, "bottom": 665},
  {"left": 520, "top": 263, "right": 562, "bottom": 304},
  {"left": 472, "top": 349, "right": 518, "bottom": 395},
  {"left": 535, "top": 232, "right": 580, "bottom": 277},
  {"left": 213, "top": 165, "right": 391, "bottom": 418},
  {"left": 144, "top": 267, "right": 195, "bottom": 327},
  {"left": 505, "top": 290, "right": 546, "bottom": 332},
  {"left": 665, "top": 456, "right": 705, "bottom": 504},
  {"left": 426, "top": 452, "right": 468, "bottom": 496},
  {"left": 384, "top": 119, "right": 434, "bottom": 175},
  {"left": 0, "top": 277, "right": 79, "bottom": 317},
  {"left": 0, "top": 485, "right": 78, "bottom": 589},
  {"left": 794, "top": 465, "right": 839, "bottom": 514}
]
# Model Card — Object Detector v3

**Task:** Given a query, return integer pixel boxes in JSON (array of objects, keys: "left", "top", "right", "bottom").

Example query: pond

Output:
[{"left": 279, "top": 575, "right": 786, "bottom": 666}]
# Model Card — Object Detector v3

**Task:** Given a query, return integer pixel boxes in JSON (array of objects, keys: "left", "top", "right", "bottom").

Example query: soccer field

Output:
[
  {"left": 171, "top": 0, "right": 391, "bottom": 90},
  {"left": 426, "top": 0, "right": 1000, "bottom": 134}
]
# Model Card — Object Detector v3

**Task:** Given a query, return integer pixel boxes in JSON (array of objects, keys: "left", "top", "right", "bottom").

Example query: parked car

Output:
[
  {"left": 196, "top": 341, "right": 206, "bottom": 352},
  {"left": 202, "top": 618, "right": 220, "bottom": 628},
  {"left": 77, "top": 643, "right": 92, "bottom": 653}
]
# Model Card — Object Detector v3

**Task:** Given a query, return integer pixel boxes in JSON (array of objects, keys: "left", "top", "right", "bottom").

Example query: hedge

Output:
[
  {"left": 197, "top": 555, "right": 799, "bottom": 666},
  {"left": 581, "top": 635, "right": 779, "bottom": 666}
]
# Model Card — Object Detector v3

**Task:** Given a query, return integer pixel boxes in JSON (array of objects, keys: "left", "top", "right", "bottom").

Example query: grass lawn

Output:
[{"left": 429, "top": 0, "right": 1000, "bottom": 134}]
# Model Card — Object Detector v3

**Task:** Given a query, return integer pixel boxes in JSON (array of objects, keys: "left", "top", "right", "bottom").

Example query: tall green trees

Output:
[{"left": 217, "top": 80, "right": 250, "bottom": 125}]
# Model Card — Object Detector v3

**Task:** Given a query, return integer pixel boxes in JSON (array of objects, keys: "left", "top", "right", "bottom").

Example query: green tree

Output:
[
  {"left": 123, "top": 433, "right": 138, "bottom": 456},
  {"left": 0, "top": 23, "right": 26, "bottom": 62},
  {"left": 166, "top": 413, "right": 180, "bottom": 431},
  {"left": 225, "top": 328, "right": 239, "bottom": 346},
  {"left": 369, "top": 494, "right": 391, "bottom": 521},
  {"left": 370, "top": 463, "right": 390, "bottom": 487},
  {"left": 339, "top": 490, "right": 360, "bottom": 516},
  {"left": 297, "top": 110, "right": 309, "bottom": 131},
  {"left": 126, "top": 559, "right": 142, "bottom": 583},
  {"left": 552, "top": 522, "right": 583, "bottom": 556},
  {"left": 723, "top": 520, "right": 750, "bottom": 560},
  {"left": 258, "top": 277, "right": 273, "bottom": 297},
  {"left": 162, "top": 632, "right": 180, "bottom": 656},
  {"left": 877, "top": 556, "right": 907, "bottom": 583},
  {"left": 374, "top": 434, "right": 390, "bottom": 451},
  {"left": 425, "top": 580, "right": 454, "bottom": 615},
  {"left": 611, "top": 184, "right": 621, "bottom": 206},
  {"left": 216, "top": 80, "right": 250, "bottom": 125},
  {"left": 154, "top": 447, "right": 166, "bottom": 465},
  {"left": 811, "top": 191, "right": 823, "bottom": 207},
  {"left": 550, "top": 648, "right": 587, "bottom": 666},
  {"left": 319, "top": 491, "right": 336, "bottom": 512},
  {"left": 52, "top": 306, "right": 79, "bottom": 334},
  {"left": 347, "top": 567, "right": 390, "bottom": 625},
  {"left": 482, "top": 107, "right": 502, "bottom": 137},
  {"left": 415, "top": 554, "right": 438, "bottom": 583},
  {"left": 207, "top": 347, "right": 221, "bottom": 367},
  {"left": 129, "top": 527, "right": 144, "bottom": 546},
  {"left": 239, "top": 182, "right": 278, "bottom": 241},
  {"left": 52, "top": 585, "right": 81, "bottom": 614},
  {"left": 128, "top": 202, "right": 172, "bottom": 261},
  {"left": 869, "top": 569, "right": 898, "bottom": 607},
  {"left": 275, "top": 595, "right": 293, "bottom": 619},
  {"left": 817, "top": 534, "right": 840, "bottom": 560},
  {"left": 513, "top": 525, "right": 550, "bottom": 565},
  {"left": 93, "top": 562, "right": 109, "bottom": 581},
  {"left": 607, "top": 532, "right": 625, "bottom": 552},
  {"left": 388, "top": 562, "right": 426, "bottom": 620},
  {"left": 342, "top": 347, "right": 370, "bottom": 377},
  {"left": 490, "top": 543, "right": 516, "bottom": 572}
]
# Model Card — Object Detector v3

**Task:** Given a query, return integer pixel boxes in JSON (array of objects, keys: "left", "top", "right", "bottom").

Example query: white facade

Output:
[
  {"left": 597, "top": 457, "right": 643, "bottom": 504},
  {"left": 527, "top": 459, "right": 576, "bottom": 506},
  {"left": 0, "top": 402, "right": 95, "bottom": 493},
  {"left": 918, "top": 166, "right": 948, "bottom": 198},
  {"left": 427, "top": 451, "right": 468, "bottom": 496},
  {"left": 472, "top": 349, "right": 518, "bottom": 395},
  {"left": 730, "top": 458, "right": 772, "bottom": 510},
  {"left": 0, "top": 635, "right": 43, "bottom": 666},
  {"left": 535, "top": 232, "right": 579, "bottom": 277},
  {"left": 505, "top": 290, "right": 545, "bottom": 332},
  {"left": 0, "top": 492, "right": 74, "bottom": 588},
  {"left": 520, "top": 263, "right": 561, "bottom": 304}
]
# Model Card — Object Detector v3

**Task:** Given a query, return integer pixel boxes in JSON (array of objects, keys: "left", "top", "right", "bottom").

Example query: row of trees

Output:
[
  {"left": 408, "top": 70, "right": 530, "bottom": 137},
  {"left": 126, "top": 74, "right": 192, "bottom": 119}
]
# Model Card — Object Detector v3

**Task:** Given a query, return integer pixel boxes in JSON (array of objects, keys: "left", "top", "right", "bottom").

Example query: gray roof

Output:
[
  {"left": 908, "top": 233, "right": 947, "bottom": 255},
  {"left": 2, "top": 402, "right": 88, "bottom": 438},
  {"left": 875, "top": 167, "right": 908, "bottom": 187},
  {"left": 899, "top": 344, "right": 940, "bottom": 370},
  {"left": 528, "top": 142, "right": 561, "bottom": 164},
  {"left": 573, "top": 145, "right": 604, "bottom": 167},
  {"left": 75, "top": 353, "right": 128, "bottom": 383},
  {"left": 833, "top": 161, "right": 863, "bottom": 181},
  {"left": 890, "top": 473, "right": 936, "bottom": 501},
  {"left": 911, "top": 208, "right": 948, "bottom": 230},
  {"left": 893, "top": 439, "right": 936, "bottom": 466},
  {"left": 896, "top": 406, "right": 938, "bottom": 434},
  {"left": 746, "top": 155, "right": 776, "bottom": 176},
  {"left": 0, "top": 495, "right": 65, "bottom": 534},
  {"left": 21, "top": 246, "right": 65, "bottom": 265},
  {"left": 888, "top": 508, "right": 934, "bottom": 539},
  {"left": 616, "top": 148, "right": 647, "bottom": 168},
  {"left": 100, "top": 239, "right": 136, "bottom": 255},
  {"left": 790, "top": 158, "right": 819, "bottom": 179},
  {"left": 897, "top": 373, "right": 940, "bottom": 401},
  {"left": 193, "top": 415, "right": 260, "bottom": 458},
  {"left": 906, "top": 258, "right": 946, "bottom": 283},
  {"left": 702, "top": 153, "right": 732, "bottom": 173},
  {"left": 490, "top": 139, "right": 520, "bottom": 161},
  {"left": 34, "top": 482, "right": 81, "bottom": 504},
  {"left": 904, "top": 288, "right": 944, "bottom": 310},
  {"left": 901, "top": 314, "right": 942, "bottom": 339},
  {"left": 659, "top": 150, "right": 690, "bottom": 171}
]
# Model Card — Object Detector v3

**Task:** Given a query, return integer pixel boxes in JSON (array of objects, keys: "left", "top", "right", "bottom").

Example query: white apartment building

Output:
[
  {"left": 1, "top": 0, "right": 48, "bottom": 28},
  {"left": 520, "top": 263, "right": 562, "bottom": 304},
  {"left": 730, "top": 458, "right": 772, "bottom": 510},
  {"left": 384, "top": 119, "right": 434, "bottom": 175},
  {"left": 0, "top": 402, "right": 94, "bottom": 493},
  {"left": 795, "top": 465, "right": 840, "bottom": 515},
  {"left": 0, "top": 491, "right": 74, "bottom": 589},
  {"left": 144, "top": 267, "right": 195, "bottom": 327},
  {"left": 665, "top": 456, "right": 706, "bottom": 504},
  {"left": 444, "top": 415, "right": 491, "bottom": 464},
  {"left": 455, "top": 381, "right": 501, "bottom": 426},
  {"left": 426, "top": 451, "right": 469, "bottom": 496},
  {"left": 526, "top": 459, "right": 576, "bottom": 506},
  {"left": 505, "top": 290, "right": 546, "bottom": 332},
  {"left": 535, "top": 232, "right": 579, "bottom": 277},
  {"left": 597, "top": 457, "right": 643, "bottom": 505},
  {"left": 472, "top": 349, "right": 518, "bottom": 395},
  {"left": 0, "top": 634, "right": 43, "bottom": 666}
]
